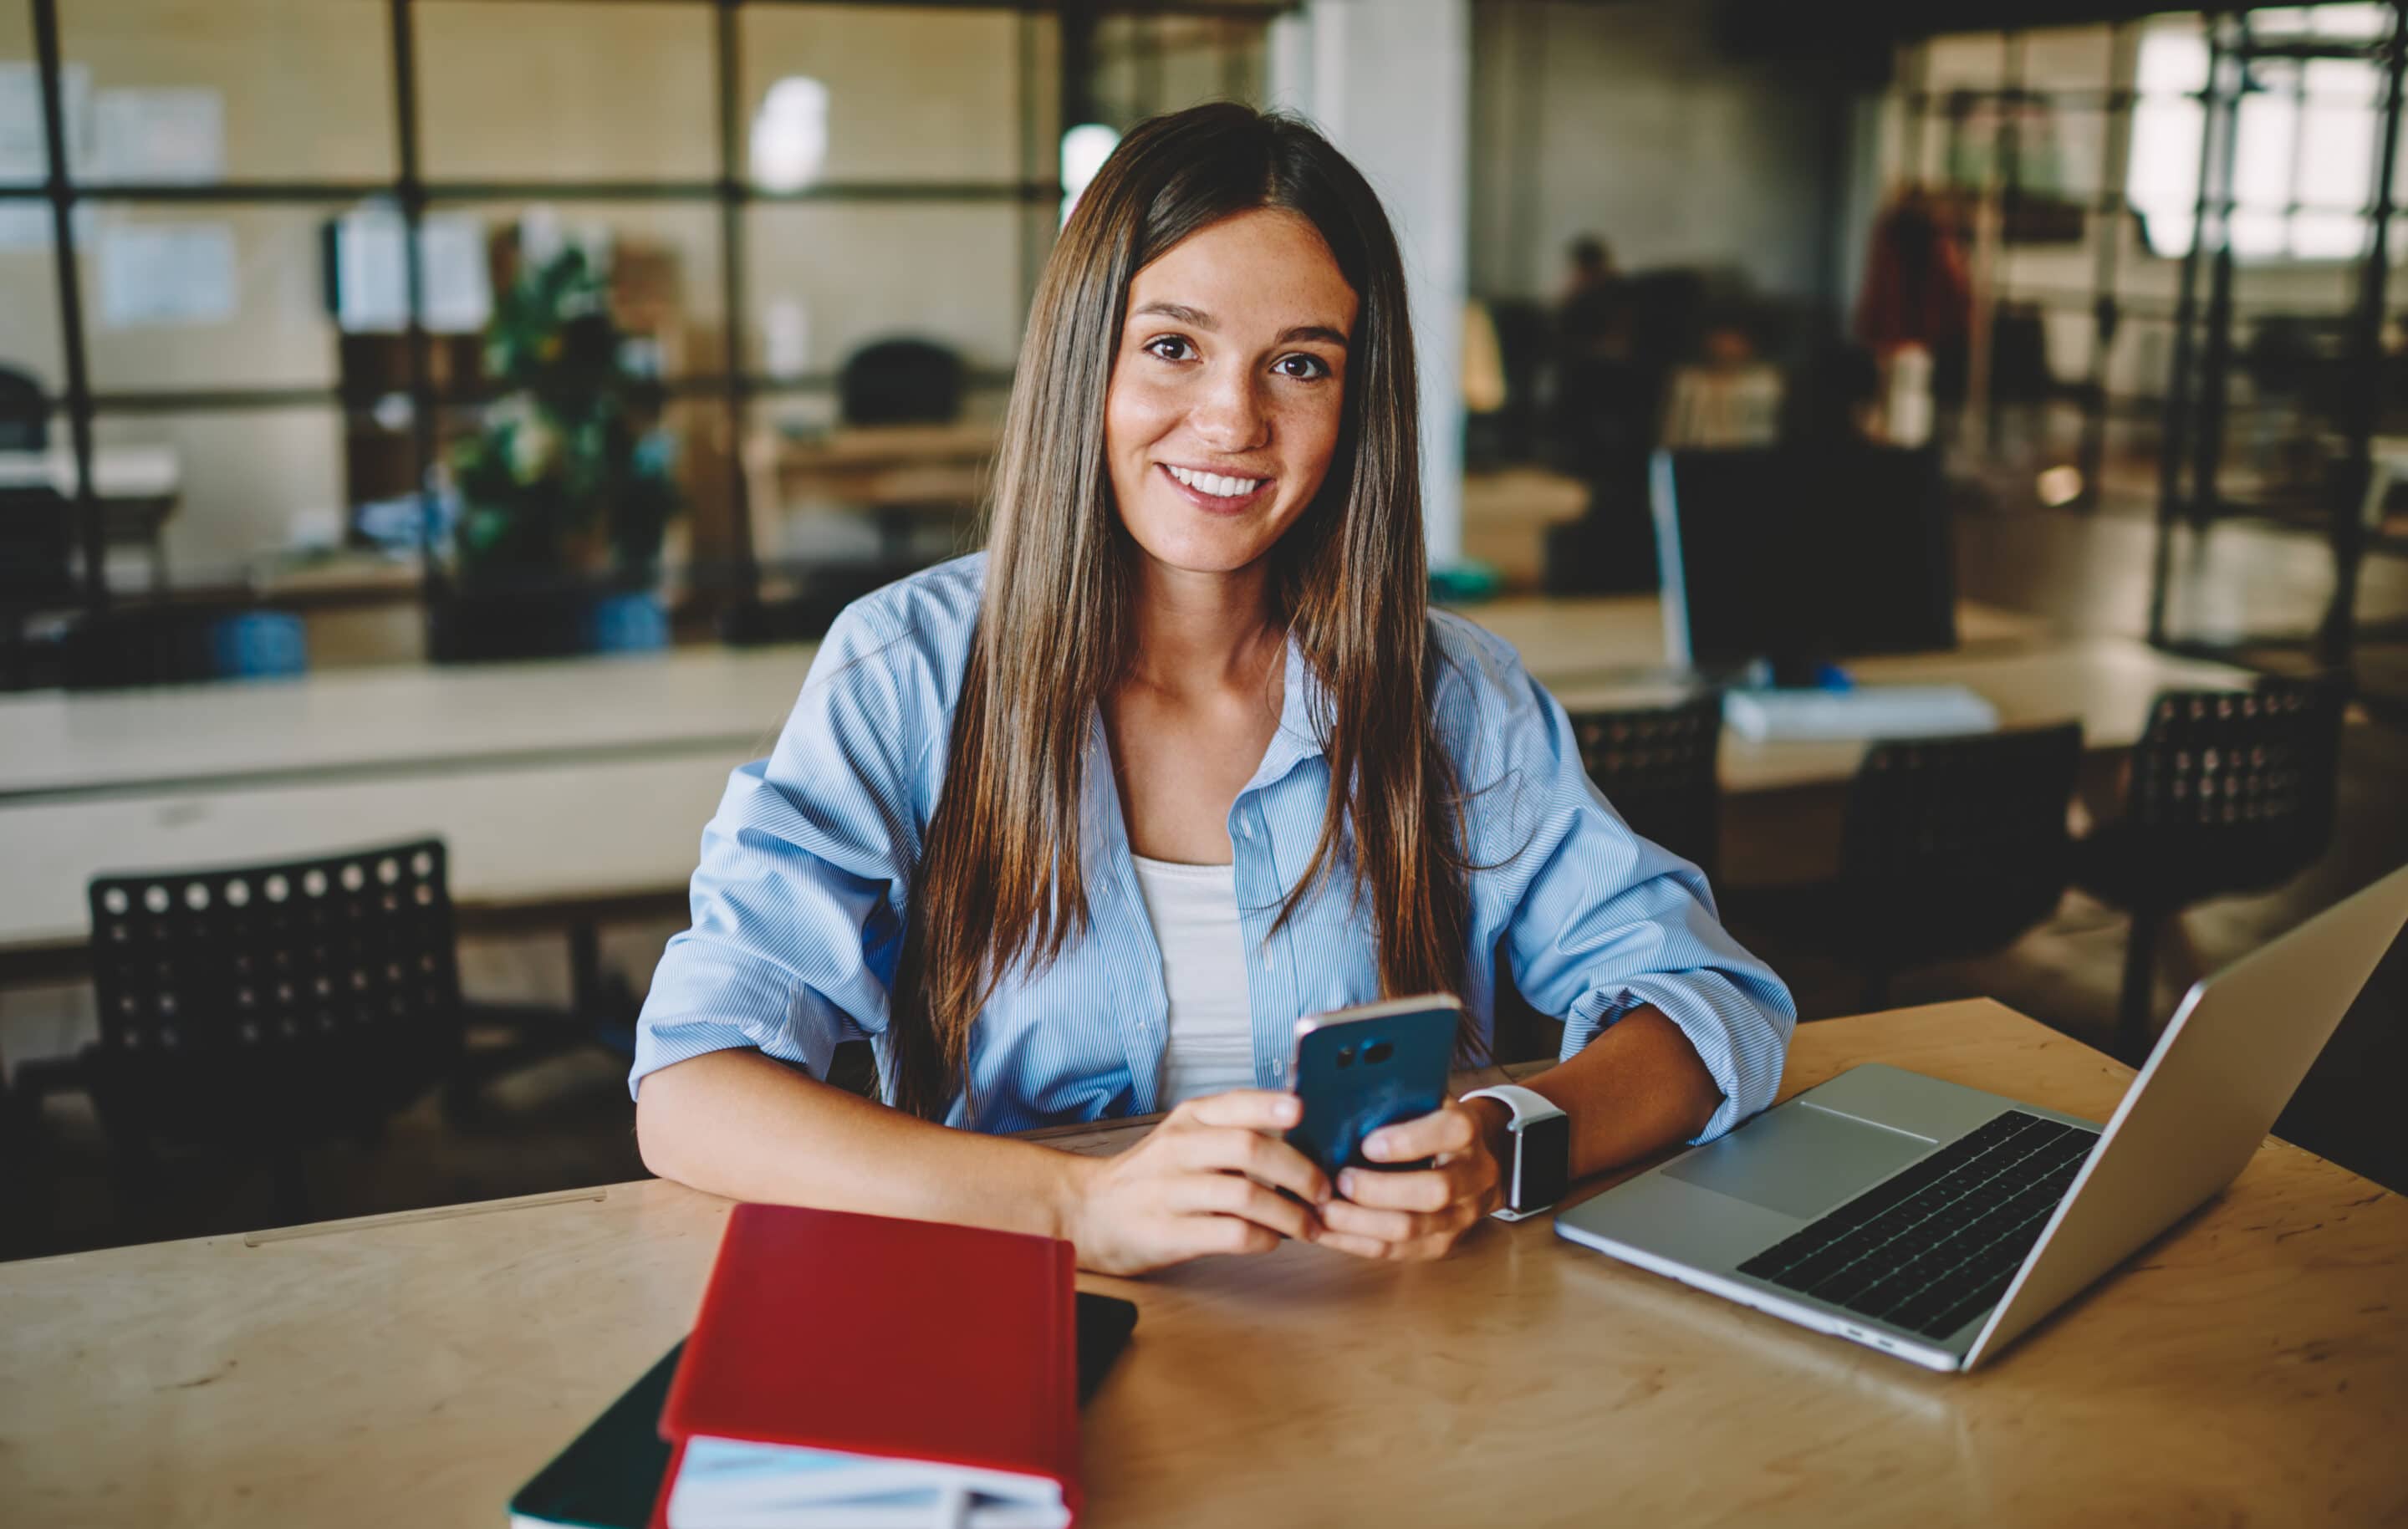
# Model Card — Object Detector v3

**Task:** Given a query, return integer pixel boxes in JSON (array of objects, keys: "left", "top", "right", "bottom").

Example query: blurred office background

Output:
[{"left": 3, "top": 0, "right": 2405, "bottom": 1259}]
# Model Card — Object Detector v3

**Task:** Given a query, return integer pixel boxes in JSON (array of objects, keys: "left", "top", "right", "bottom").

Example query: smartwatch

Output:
[{"left": 1460, "top": 1083, "right": 1570, "bottom": 1221}]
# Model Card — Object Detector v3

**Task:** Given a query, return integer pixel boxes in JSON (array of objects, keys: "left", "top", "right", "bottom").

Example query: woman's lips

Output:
[{"left": 1159, "top": 461, "right": 1273, "bottom": 515}]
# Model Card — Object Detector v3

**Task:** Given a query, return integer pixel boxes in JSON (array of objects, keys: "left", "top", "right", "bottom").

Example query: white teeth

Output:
[{"left": 1166, "top": 465, "right": 1263, "bottom": 498}]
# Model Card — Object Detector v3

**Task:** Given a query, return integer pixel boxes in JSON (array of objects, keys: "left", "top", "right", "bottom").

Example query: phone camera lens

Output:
[
  {"left": 1335, "top": 1045, "right": 1356, "bottom": 1068},
  {"left": 1364, "top": 1041, "right": 1394, "bottom": 1065}
]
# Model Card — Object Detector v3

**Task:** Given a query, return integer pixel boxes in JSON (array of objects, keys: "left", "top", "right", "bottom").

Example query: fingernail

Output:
[
  {"left": 1316, "top": 1181, "right": 1334, "bottom": 1205},
  {"left": 1339, "top": 1170, "right": 1359, "bottom": 1198},
  {"left": 1278, "top": 1096, "right": 1302, "bottom": 1123},
  {"left": 1364, "top": 1132, "right": 1390, "bottom": 1159}
]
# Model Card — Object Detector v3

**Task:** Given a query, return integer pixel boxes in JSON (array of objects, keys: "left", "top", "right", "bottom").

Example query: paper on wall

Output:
[
  {"left": 0, "top": 60, "right": 92, "bottom": 179},
  {"left": 89, "top": 87, "right": 223, "bottom": 184},
  {"left": 99, "top": 222, "right": 237, "bottom": 327},
  {"left": 333, "top": 206, "right": 492, "bottom": 334},
  {"left": 0, "top": 60, "right": 92, "bottom": 250}
]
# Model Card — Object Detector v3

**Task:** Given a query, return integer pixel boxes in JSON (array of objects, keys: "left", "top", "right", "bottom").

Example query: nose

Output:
[{"left": 1188, "top": 364, "right": 1271, "bottom": 453}]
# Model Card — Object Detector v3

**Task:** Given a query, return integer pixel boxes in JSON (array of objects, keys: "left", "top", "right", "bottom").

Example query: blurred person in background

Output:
[{"left": 1553, "top": 235, "right": 1641, "bottom": 475}]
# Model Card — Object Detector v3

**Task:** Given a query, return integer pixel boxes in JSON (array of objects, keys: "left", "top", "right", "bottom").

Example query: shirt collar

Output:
[{"left": 1242, "top": 631, "right": 1332, "bottom": 795}]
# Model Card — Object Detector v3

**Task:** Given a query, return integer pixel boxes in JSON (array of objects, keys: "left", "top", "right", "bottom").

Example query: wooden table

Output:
[
  {"left": 0, "top": 593, "right": 2063, "bottom": 804},
  {"left": 0, "top": 643, "right": 816, "bottom": 803},
  {"left": 0, "top": 604, "right": 2257, "bottom": 970},
  {"left": 1548, "top": 635, "right": 2253, "bottom": 797},
  {"left": 1, "top": 1001, "right": 2397, "bottom": 1526},
  {"left": 744, "top": 422, "right": 997, "bottom": 563},
  {"left": 0, "top": 752, "right": 733, "bottom": 967},
  {"left": 0, "top": 444, "right": 180, "bottom": 500},
  {"left": 1456, "top": 590, "right": 2045, "bottom": 679},
  {"left": 1460, "top": 466, "right": 1590, "bottom": 589}
]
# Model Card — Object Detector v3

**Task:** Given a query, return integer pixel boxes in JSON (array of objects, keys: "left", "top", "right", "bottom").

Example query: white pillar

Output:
[{"left": 1271, "top": 0, "right": 1471, "bottom": 569}]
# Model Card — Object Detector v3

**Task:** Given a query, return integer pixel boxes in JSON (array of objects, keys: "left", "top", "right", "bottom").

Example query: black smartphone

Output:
[
  {"left": 1074, "top": 1292, "right": 1138, "bottom": 1403},
  {"left": 1283, "top": 994, "right": 1462, "bottom": 1175}
]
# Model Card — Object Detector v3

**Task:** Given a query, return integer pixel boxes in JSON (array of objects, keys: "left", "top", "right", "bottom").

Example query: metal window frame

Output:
[
  {"left": 3, "top": 0, "right": 1293, "bottom": 624},
  {"left": 1890, "top": 6, "right": 2408, "bottom": 692}
]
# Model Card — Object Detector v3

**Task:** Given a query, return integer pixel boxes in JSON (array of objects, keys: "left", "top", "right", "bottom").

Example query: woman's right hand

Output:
[{"left": 1062, "top": 1090, "right": 1334, "bottom": 1277}]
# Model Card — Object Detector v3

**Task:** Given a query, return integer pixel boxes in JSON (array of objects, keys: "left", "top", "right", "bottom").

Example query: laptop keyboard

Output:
[{"left": 1735, "top": 1109, "right": 2099, "bottom": 1342}]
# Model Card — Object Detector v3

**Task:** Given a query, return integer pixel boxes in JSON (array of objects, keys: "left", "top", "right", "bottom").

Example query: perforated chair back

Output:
[
  {"left": 1839, "top": 722, "right": 2084, "bottom": 966},
  {"left": 85, "top": 838, "right": 465, "bottom": 1148},
  {"left": 1569, "top": 694, "right": 1724, "bottom": 880},
  {"left": 2120, "top": 680, "right": 2345, "bottom": 900}
]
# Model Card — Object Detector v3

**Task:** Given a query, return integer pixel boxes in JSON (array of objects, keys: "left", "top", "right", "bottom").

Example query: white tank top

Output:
[{"left": 1128, "top": 854, "right": 1257, "bottom": 1108}]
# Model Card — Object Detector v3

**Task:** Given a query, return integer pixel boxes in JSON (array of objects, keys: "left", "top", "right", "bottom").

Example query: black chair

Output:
[
  {"left": 2076, "top": 680, "right": 2345, "bottom": 1058},
  {"left": 1567, "top": 694, "right": 1724, "bottom": 882},
  {"left": 839, "top": 338, "right": 965, "bottom": 426},
  {"left": 0, "top": 364, "right": 46, "bottom": 451},
  {"left": 71, "top": 838, "right": 594, "bottom": 1227},
  {"left": 1492, "top": 695, "right": 1725, "bottom": 1059},
  {"left": 2, "top": 486, "right": 79, "bottom": 689},
  {"left": 1733, "top": 724, "right": 2084, "bottom": 1013}
]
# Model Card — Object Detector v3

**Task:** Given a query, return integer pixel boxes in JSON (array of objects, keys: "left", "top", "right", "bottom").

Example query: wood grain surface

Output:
[{"left": 1, "top": 1001, "right": 2398, "bottom": 1526}]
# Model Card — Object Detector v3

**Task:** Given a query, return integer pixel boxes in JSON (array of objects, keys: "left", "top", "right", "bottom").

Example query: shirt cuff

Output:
[
  {"left": 630, "top": 940, "right": 833, "bottom": 1099},
  {"left": 1559, "top": 970, "right": 1792, "bottom": 1144}
]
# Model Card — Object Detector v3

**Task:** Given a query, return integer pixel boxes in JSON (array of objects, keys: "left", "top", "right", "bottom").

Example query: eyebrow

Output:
[{"left": 1132, "top": 301, "right": 1349, "bottom": 349}]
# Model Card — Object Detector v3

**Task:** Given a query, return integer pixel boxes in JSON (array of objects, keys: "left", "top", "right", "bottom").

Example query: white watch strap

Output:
[{"left": 1460, "top": 1083, "right": 1566, "bottom": 1128}]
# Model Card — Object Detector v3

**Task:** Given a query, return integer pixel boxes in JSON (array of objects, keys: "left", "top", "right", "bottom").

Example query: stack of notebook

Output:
[{"left": 509, "top": 1205, "right": 1134, "bottom": 1529}]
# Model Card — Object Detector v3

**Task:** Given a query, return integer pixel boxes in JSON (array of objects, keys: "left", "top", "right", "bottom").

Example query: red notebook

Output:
[{"left": 650, "top": 1203, "right": 1081, "bottom": 1529}]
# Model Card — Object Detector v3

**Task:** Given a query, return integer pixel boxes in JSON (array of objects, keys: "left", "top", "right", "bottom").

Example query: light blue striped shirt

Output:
[{"left": 633, "top": 553, "right": 1794, "bottom": 1139}]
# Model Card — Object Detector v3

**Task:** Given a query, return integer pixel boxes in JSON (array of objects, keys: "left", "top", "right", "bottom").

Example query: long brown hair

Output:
[{"left": 888, "top": 103, "right": 1469, "bottom": 1122}]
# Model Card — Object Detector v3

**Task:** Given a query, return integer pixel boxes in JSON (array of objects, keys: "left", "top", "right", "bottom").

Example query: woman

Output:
[{"left": 634, "top": 104, "right": 1793, "bottom": 1278}]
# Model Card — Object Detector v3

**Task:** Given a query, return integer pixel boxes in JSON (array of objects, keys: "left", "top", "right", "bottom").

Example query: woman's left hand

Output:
[{"left": 1309, "top": 1100, "right": 1503, "bottom": 1261}]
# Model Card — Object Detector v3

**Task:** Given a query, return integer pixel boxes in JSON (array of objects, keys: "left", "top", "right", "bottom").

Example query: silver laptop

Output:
[{"left": 1556, "top": 862, "right": 2408, "bottom": 1373}]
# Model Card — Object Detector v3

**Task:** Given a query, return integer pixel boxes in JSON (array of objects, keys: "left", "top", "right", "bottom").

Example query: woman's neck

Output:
[{"left": 1124, "top": 556, "right": 1283, "bottom": 702}]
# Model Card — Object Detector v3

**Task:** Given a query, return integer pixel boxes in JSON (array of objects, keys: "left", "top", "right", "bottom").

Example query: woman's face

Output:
[{"left": 1103, "top": 208, "right": 1359, "bottom": 579}]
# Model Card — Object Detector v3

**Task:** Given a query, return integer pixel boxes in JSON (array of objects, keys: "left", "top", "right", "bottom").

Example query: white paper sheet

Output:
[
  {"left": 0, "top": 60, "right": 90, "bottom": 250},
  {"left": 332, "top": 206, "right": 492, "bottom": 334},
  {"left": 89, "top": 86, "right": 224, "bottom": 184},
  {"left": 98, "top": 222, "right": 237, "bottom": 327}
]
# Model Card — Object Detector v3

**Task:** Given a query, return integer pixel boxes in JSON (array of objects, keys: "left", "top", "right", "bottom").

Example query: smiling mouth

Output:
[{"left": 1160, "top": 462, "right": 1273, "bottom": 509}]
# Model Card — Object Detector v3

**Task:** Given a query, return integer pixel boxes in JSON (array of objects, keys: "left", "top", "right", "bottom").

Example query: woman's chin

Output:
[
  {"left": 1120, "top": 501, "right": 1302, "bottom": 579},
  {"left": 1125, "top": 530, "right": 1278, "bottom": 579}
]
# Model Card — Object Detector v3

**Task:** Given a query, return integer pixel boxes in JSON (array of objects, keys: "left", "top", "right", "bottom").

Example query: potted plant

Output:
[{"left": 432, "top": 237, "right": 681, "bottom": 661}]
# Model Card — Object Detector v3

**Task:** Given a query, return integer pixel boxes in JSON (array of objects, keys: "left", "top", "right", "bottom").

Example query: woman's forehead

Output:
[{"left": 1128, "top": 209, "right": 1357, "bottom": 335}]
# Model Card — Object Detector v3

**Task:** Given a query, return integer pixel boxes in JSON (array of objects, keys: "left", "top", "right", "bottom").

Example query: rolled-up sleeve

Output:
[
  {"left": 1467, "top": 648, "right": 1796, "bottom": 1142},
  {"left": 630, "top": 599, "right": 931, "bottom": 1098}
]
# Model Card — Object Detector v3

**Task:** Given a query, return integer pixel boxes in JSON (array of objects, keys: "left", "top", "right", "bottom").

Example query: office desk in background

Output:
[
  {"left": 0, "top": 593, "right": 2043, "bottom": 803},
  {"left": 0, "top": 602, "right": 2258, "bottom": 972},
  {"left": 0, "top": 642, "right": 814, "bottom": 803},
  {"left": 1459, "top": 466, "right": 1590, "bottom": 588},
  {"left": 0, "top": 1001, "right": 2397, "bottom": 1526},
  {"left": 0, "top": 444, "right": 181, "bottom": 589},
  {"left": 0, "top": 643, "right": 819, "bottom": 983},
  {"left": 743, "top": 421, "right": 997, "bottom": 564}
]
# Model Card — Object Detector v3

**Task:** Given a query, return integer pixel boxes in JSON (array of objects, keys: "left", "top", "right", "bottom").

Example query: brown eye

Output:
[
  {"left": 1274, "top": 354, "right": 1330, "bottom": 380},
  {"left": 1145, "top": 335, "right": 1195, "bottom": 362}
]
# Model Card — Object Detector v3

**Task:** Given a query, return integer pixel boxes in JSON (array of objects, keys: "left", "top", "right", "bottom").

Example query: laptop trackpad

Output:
[{"left": 1663, "top": 1103, "right": 1935, "bottom": 1221}]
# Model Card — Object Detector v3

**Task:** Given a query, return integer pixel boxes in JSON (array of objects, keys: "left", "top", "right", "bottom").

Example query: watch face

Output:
[{"left": 1515, "top": 1112, "right": 1572, "bottom": 1211}]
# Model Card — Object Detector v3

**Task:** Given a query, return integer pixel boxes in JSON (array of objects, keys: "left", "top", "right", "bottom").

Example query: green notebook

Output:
[
  {"left": 508, "top": 1342, "right": 685, "bottom": 1529},
  {"left": 508, "top": 1294, "right": 1136, "bottom": 1529}
]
